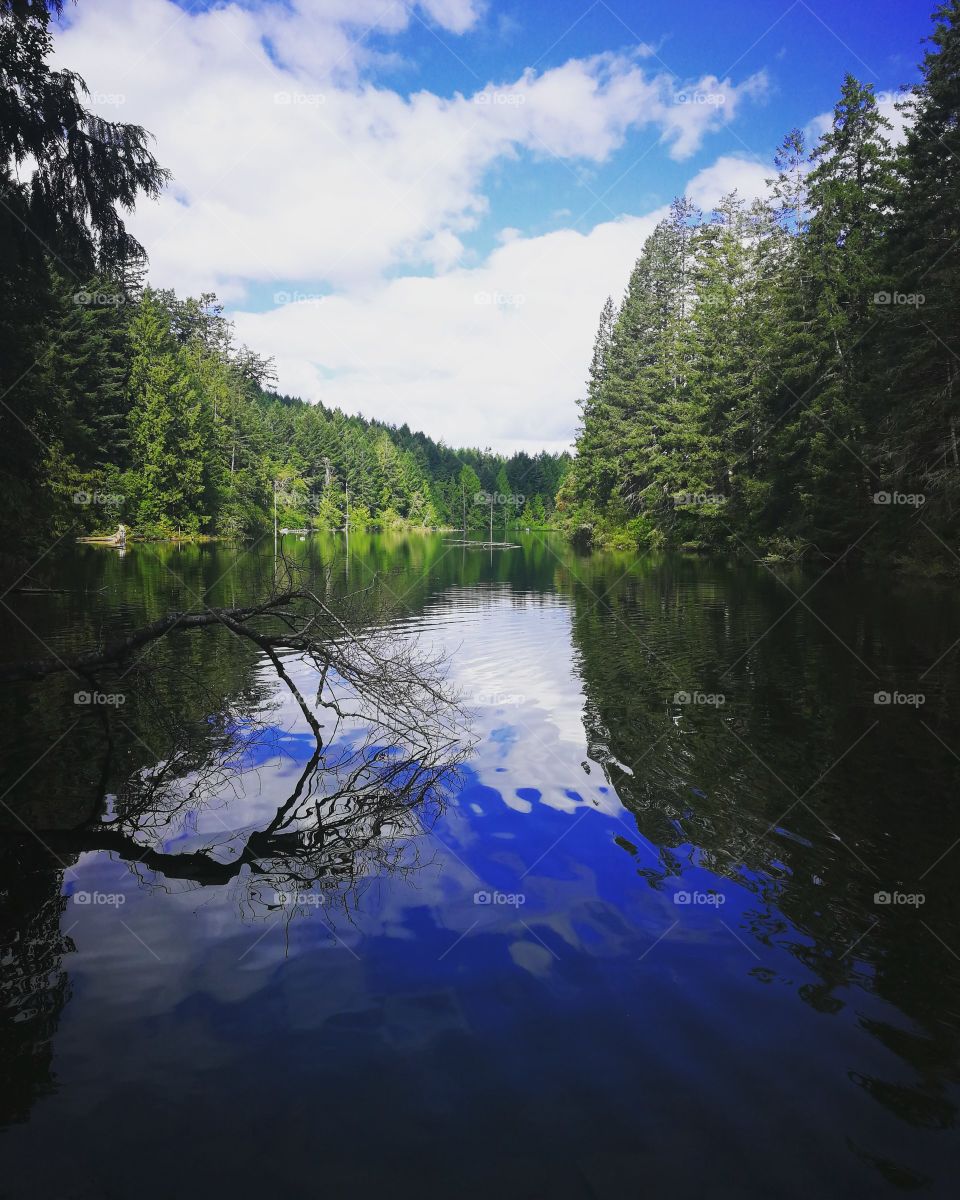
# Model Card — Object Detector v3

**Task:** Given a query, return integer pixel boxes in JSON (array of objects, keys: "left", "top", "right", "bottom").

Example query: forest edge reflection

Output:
[{"left": 0, "top": 535, "right": 958, "bottom": 1192}]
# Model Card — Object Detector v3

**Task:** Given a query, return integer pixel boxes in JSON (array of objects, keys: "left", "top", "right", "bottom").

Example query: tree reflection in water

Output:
[{"left": 0, "top": 557, "right": 470, "bottom": 1123}]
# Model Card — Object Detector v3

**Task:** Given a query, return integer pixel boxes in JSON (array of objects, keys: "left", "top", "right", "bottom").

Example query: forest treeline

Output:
[
  {"left": 0, "top": 0, "right": 566, "bottom": 556},
  {"left": 3, "top": 1, "right": 958, "bottom": 567},
  {"left": 560, "top": 2, "right": 960, "bottom": 571},
  {"left": 20, "top": 277, "right": 569, "bottom": 541}
]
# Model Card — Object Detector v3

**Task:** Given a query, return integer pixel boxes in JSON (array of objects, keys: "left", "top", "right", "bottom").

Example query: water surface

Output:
[{"left": 1, "top": 533, "right": 959, "bottom": 1197}]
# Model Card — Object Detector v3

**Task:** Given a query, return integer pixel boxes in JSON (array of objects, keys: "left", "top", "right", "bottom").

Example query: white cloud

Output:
[
  {"left": 232, "top": 212, "right": 665, "bottom": 453},
  {"left": 51, "top": 0, "right": 771, "bottom": 449},
  {"left": 804, "top": 110, "right": 834, "bottom": 144},
  {"left": 55, "top": 0, "right": 766, "bottom": 296},
  {"left": 420, "top": 229, "right": 466, "bottom": 271},
  {"left": 418, "top": 0, "right": 485, "bottom": 35},
  {"left": 665, "top": 71, "right": 768, "bottom": 159},
  {"left": 245, "top": 0, "right": 485, "bottom": 77},
  {"left": 234, "top": 149, "right": 784, "bottom": 456},
  {"left": 684, "top": 154, "right": 772, "bottom": 211},
  {"left": 877, "top": 91, "right": 913, "bottom": 145}
]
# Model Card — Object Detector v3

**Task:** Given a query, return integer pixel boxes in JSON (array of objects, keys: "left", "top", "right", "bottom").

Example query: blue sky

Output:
[{"left": 58, "top": 0, "right": 933, "bottom": 450}]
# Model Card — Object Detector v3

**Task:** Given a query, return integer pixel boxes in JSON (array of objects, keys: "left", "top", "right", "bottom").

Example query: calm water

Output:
[{"left": 1, "top": 532, "right": 959, "bottom": 1197}]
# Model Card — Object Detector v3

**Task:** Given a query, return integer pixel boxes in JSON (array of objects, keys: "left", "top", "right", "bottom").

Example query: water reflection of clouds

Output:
[
  {"left": 413, "top": 591, "right": 630, "bottom": 821},
  {"left": 12, "top": 539, "right": 956, "bottom": 1197},
  {"left": 51, "top": 568, "right": 838, "bottom": 1035},
  {"left": 57, "top": 574, "right": 751, "bottom": 998}
]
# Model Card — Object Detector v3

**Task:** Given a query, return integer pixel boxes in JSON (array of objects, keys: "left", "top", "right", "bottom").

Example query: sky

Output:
[{"left": 54, "top": 0, "right": 931, "bottom": 453}]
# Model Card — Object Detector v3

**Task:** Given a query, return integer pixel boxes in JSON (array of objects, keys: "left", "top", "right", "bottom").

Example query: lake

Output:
[{"left": 1, "top": 532, "right": 958, "bottom": 1197}]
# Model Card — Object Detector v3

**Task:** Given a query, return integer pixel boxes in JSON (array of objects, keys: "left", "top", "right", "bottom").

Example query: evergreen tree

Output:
[
  {"left": 773, "top": 77, "right": 895, "bottom": 547},
  {"left": 574, "top": 296, "right": 617, "bottom": 504},
  {"left": 0, "top": 0, "right": 167, "bottom": 553},
  {"left": 876, "top": 2, "right": 960, "bottom": 537},
  {"left": 127, "top": 291, "right": 210, "bottom": 534}
]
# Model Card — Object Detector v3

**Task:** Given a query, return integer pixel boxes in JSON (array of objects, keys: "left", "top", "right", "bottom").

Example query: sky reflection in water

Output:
[{"left": 1, "top": 535, "right": 958, "bottom": 1198}]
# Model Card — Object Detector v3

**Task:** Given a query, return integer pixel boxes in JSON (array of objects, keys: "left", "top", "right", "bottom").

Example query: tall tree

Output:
[
  {"left": 127, "top": 291, "right": 210, "bottom": 533},
  {"left": 772, "top": 77, "right": 895, "bottom": 548},
  {"left": 876, "top": 2, "right": 960, "bottom": 536},
  {"left": 0, "top": 0, "right": 167, "bottom": 556}
]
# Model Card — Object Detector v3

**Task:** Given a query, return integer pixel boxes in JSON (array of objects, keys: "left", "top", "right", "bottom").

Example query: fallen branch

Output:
[{"left": 0, "top": 590, "right": 306, "bottom": 683}]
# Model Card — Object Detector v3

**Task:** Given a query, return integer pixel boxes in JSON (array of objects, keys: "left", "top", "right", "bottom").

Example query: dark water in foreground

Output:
[{"left": 1, "top": 532, "right": 959, "bottom": 1198}]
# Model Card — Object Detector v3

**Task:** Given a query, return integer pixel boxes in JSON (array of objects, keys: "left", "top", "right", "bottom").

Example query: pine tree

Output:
[
  {"left": 876, "top": 2, "right": 960, "bottom": 540},
  {"left": 459, "top": 464, "right": 483, "bottom": 529},
  {"left": 574, "top": 296, "right": 617, "bottom": 503},
  {"left": 127, "top": 291, "right": 210, "bottom": 533},
  {"left": 620, "top": 197, "right": 701, "bottom": 518},
  {"left": 0, "top": 1, "right": 167, "bottom": 555},
  {"left": 672, "top": 193, "right": 756, "bottom": 543},
  {"left": 773, "top": 77, "right": 895, "bottom": 548}
]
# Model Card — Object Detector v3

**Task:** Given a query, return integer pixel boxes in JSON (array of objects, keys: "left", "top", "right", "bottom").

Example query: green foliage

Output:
[
  {"left": 128, "top": 291, "right": 211, "bottom": 534},
  {"left": 0, "top": 0, "right": 167, "bottom": 555},
  {"left": 569, "top": 7, "right": 960, "bottom": 570},
  {"left": 1, "top": 273, "right": 569, "bottom": 548},
  {"left": 0, "top": 4, "right": 568, "bottom": 558}
]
